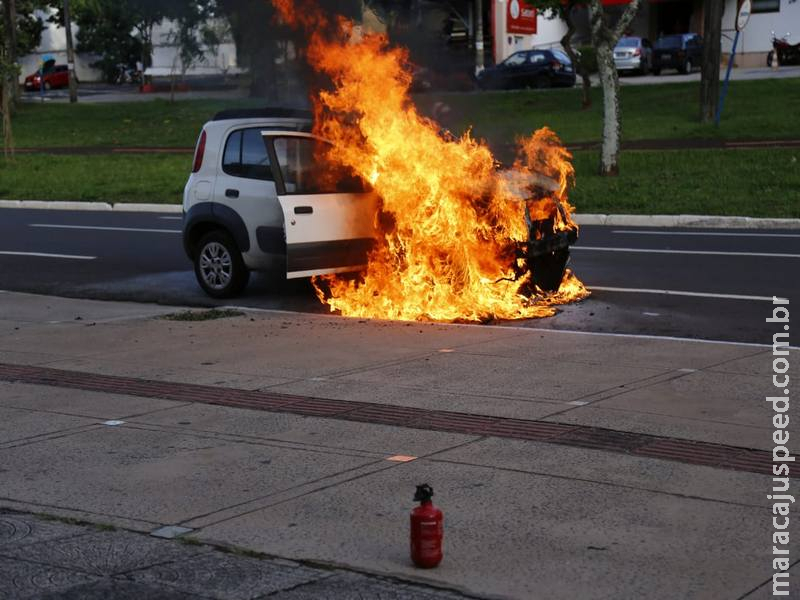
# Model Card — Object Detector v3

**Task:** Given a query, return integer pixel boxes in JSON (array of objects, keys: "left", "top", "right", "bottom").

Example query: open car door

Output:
[{"left": 266, "top": 133, "right": 379, "bottom": 279}]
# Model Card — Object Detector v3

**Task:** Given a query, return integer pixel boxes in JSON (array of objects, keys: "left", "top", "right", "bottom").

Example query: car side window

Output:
[
  {"left": 504, "top": 53, "right": 526, "bottom": 66},
  {"left": 272, "top": 136, "right": 366, "bottom": 195},
  {"left": 529, "top": 52, "right": 547, "bottom": 64},
  {"left": 222, "top": 128, "right": 273, "bottom": 181}
]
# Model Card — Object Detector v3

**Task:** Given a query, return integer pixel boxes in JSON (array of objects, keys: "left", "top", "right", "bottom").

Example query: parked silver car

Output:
[{"left": 613, "top": 37, "right": 653, "bottom": 75}]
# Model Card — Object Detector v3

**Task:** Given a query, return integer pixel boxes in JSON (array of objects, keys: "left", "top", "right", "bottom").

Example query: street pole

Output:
[
  {"left": 63, "top": 0, "right": 78, "bottom": 103},
  {"left": 715, "top": 30, "right": 738, "bottom": 127},
  {"left": 474, "top": 0, "right": 484, "bottom": 76}
]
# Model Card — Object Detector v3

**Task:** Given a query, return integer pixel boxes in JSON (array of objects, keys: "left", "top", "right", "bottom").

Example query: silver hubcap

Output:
[{"left": 199, "top": 242, "right": 233, "bottom": 290}]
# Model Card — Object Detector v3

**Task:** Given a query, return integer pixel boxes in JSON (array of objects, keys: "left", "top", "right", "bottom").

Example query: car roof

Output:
[{"left": 212, "top": 107, "right": 313, "bottom": 122}]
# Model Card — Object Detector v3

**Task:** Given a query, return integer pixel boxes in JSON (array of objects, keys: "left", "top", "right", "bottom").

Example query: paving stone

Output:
[
  {"left": 0, "top": 556, "right": 98, "bottom": 599},
  {"left": 271, "top": 571, "right": 470, "bottom": 599},
  {"left": 35, "top": 578, "right": 203, "bottom": 600},
  {"left": 2, "top": 529, "right": 208, "bottom": 576},
  {"left": 0, "top": 512, "right": 84, "bottom": 548},
  {"left": 131, "top": 551, "right": 326, "bottom": 600}
]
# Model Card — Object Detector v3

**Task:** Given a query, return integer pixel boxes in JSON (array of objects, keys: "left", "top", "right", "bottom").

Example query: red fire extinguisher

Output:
[{"left": 410, "top": 483, "right": 443, "bottom": 568}]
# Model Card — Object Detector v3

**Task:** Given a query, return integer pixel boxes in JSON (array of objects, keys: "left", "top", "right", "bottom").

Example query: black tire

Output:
[
  {"left": 193, "top": 230, "right": 249, "bottom": 298},
  {"left": 767, "top": 51, "right": 774, "bottom": 67},
  {"left": 44, "top": 81, "right": 52, "bottom": 91},
  {"left": 530, "top": 248, "right": 570, "bottom": 292},
  {"left": 681, "top": 58, "right": 693, "bottom": 74},
  {"left": 534, "top": 75, "right": 551, "bottom": 89},
  {"left": 651, "top": 67, "right": 661, "bottom": 76}
]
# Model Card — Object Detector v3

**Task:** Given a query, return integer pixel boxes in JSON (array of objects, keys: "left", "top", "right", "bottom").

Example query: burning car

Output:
[
  {"left": 183, "top": 0, "right": 587, "bottom": 321},
  {"left": 183, "top": 108, "right": 579, "bottom": 309}
]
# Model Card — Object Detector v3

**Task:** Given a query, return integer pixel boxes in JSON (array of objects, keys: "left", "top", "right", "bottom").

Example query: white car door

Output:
[{"left": 267, "top": 134, "right": 378, "bottom": 279}]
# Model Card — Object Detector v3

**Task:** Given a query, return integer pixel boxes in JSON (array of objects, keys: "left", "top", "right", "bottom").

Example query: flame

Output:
[{"left": 274, "top": 0, "right": 588, "bottom": 322}]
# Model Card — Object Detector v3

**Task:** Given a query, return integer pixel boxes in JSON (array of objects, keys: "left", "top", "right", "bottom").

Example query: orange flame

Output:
[{"left": 274, "top": 0, "right": 588, "bottom": 322}]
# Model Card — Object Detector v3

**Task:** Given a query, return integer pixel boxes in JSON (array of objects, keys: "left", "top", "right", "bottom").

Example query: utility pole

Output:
[
  {"left": 474, "top": 0, "right": 484, "bottom": 75},
  {"left": 63, "top": 0, "right": 78, "bottom": 103}
]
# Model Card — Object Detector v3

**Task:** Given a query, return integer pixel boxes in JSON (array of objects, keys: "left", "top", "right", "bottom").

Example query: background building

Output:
[{"left": 18, "top": 9, "right": 240, "bottom": 83}]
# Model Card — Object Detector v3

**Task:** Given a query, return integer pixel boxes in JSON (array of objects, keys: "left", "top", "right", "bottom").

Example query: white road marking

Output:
[
  {"left": 573, "top": 246, "right": 800, "bottom": 258},
  {"left": 0, "top": 251, "right": 96, "bottom": 260},
  {"left": 29, "top": 224, "right": 181, "bottom": 234},
  {"left": 612, "top": 230, "right": 800, "bottom": 238},
  {"left": 590, "top": 286, "right": 783, "bottom": 302}
]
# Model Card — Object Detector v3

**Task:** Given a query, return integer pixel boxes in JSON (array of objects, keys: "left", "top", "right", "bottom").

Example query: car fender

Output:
[{"left": 182, "top": 202, "right": 250, "bottom": 259}]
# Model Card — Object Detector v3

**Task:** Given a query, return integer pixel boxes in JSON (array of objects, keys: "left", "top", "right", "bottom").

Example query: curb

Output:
[
  {"left": 0, "top": 200, "right": 182, "bottom": 214},
  {"left": 0, "top": 200, "right": 797, "bottom": 228},
  {"left": 574, "top": 213, "right": 800, "bottom": 229}
]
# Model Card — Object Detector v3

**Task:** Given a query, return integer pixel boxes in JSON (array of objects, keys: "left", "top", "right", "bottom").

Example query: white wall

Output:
[
  {"left": 492, "top": 1, "right": 568, "bottom": 63},
  {"left": 721, "top": 0, "right": 800, "bottom": 55},
  {"left": 18, "top": 10, "right": 101, "bottom": 82},
  {"left": 18, "top": 9, "right": 241, "bottom": 82}
]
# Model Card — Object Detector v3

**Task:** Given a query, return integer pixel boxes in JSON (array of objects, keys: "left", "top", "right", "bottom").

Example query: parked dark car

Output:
[
  {"left": 477, "top": 49, "right": 576, "bottom": 90},
  {"left": 652, "top": 34, "right": 703, "bottom": 75},
  {"left": 614, "top": 36, "right": 653, "bottom": 75},
  {"left": 23, "top": 60, "right": 73, "bottom": 91}
]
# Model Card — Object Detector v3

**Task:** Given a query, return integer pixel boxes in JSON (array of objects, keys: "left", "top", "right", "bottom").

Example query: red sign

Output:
[{"left": 507, "top": 0, "right": 537, "bottom": 35}]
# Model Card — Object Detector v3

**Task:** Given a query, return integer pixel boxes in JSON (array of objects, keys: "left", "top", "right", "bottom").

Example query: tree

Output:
[
  {"left": 1, "top": 0, "right": 48, "bottom": 157},
  {"left": 529, "top": 0, "right": 592, "bottom": 109},
  {"left": 165, "top": 1, "right": 221, "bottom": 101},
  {"left": 700, "top": 0, "right": 723, "bottom": 123},
  {"left": 588, "top": 0, "right": 642, "bottom": 175}
]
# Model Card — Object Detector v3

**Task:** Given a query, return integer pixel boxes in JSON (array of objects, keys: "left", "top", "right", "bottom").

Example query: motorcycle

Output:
[
  {"left": 114, "top": 64, "right": 142, "bottom": 85},
  {"left": 767, "top": 31, "right": 800, "bottom": 67}
]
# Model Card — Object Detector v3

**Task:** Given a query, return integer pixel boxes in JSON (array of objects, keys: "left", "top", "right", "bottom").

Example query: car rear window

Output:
[
  {"left": 656, "top": 36, "right": 682, "bottom": 49},
  {"left": 617, "top": 38, "right": 639, "bottom": 48},
  {"left": 222, "top": 128, "right": 274, "bottom": 181},
  {"left": 551, "top": 49, "right": 571, "bottom": 64}
]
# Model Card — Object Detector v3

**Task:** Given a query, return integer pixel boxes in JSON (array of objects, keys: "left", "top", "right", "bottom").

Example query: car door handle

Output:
[
  {"left": 225, "top": 189, "right": 239, "bottom": 198},
  {"left": 294, "top": 206, "right": 313, "bottom": 215}
]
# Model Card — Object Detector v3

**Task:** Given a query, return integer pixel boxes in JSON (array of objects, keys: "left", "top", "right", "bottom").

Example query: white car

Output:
[{"left": 182, "top": 108, "right": 378, "bottom": 298}]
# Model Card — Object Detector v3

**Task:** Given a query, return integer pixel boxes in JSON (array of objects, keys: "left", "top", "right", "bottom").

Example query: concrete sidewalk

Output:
[{"left": 0, "top": 292, "right": 796, "bottom": 599}]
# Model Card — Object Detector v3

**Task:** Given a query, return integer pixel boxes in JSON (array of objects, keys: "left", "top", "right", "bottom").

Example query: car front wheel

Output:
[
  {"left": 194, "top": 231, "right": 249, "bottom": 298},
  {"left": 681, "top": 59, "right": 693, "bottom": 74}
]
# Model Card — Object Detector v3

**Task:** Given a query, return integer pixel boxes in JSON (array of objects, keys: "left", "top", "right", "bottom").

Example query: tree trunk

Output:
[
  {"left": 560, "top": 4, "right": 591, "bottom": 110},
  {"left": 4, "top": 0, "right": 19, "bottom": 103},
  {"left": 700, "top": 0, "right": 724, "bottom": 123},
  {"left": 589, "top": 0, "right": 641, "bottom": 176},
  {"left": 1, "top": 80, "right": 14, "bottom": 159},
  {"left": 595, "top": 42, "right": 620, "bottom": 175}
]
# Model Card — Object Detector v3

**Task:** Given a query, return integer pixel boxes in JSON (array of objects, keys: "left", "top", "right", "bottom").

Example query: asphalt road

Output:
[{"left": 0, "top": 208, "right": 796, "bottom": 344}]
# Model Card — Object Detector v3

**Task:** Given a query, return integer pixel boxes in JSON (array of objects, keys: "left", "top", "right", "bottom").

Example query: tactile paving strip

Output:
[{"left": 0, "top": 362, "right": 781, "bottom": 478}]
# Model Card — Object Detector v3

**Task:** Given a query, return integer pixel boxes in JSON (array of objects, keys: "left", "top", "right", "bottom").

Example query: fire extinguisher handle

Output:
[{"left": 414, "top": 484, "right": 434, "bottom": 502}]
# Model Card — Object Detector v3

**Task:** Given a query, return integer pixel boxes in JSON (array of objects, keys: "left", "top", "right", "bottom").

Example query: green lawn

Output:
[
  {"left": 417, "top": 78, "right": 800, "bottom": 146},
  {"left": 0, "top": 154, "right": 188, "bottom": 204},
  {"left": 570, "top": 148, "right": 800, "bottom": 218},
  {"left": 11, "top": 98, "right": 261, "bottom": 149},
  {"left": 2, "top": 147, "right": 796, "bottom": 218},
  {"left": 9, "top": 78, "right": 800, "bottom": 150}
]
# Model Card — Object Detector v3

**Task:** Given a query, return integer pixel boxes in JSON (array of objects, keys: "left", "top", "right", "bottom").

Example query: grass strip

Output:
[{"left": 1, "top": 147, "right": 797, "bottom": 218}]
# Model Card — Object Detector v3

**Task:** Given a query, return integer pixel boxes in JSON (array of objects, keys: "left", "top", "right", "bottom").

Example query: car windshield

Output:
[
  {"left": 656, "top": 36, "right": 682, "bottom": 49},
  {"left": 616, "top": 38, "right": 639, "bottom": 48}
]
